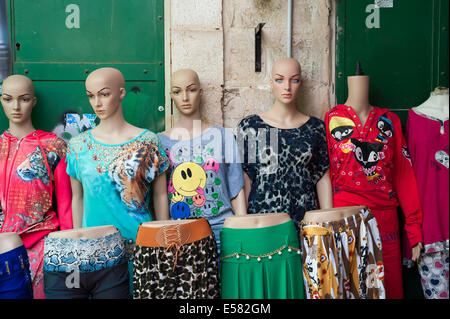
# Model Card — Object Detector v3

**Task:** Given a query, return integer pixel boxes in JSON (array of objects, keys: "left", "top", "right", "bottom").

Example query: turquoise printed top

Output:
[
  {"left": 158, "top": 126, "right": 244, "bottom": 253},
  {"left": 66, "top": 129, "right": 169, "bottom": 242}
]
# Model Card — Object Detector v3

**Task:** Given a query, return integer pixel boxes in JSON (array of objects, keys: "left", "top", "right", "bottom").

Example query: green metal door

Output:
[
  {"left": 1, "top": 0, "right": 165, "bottom": 137},
  {"left": 336, "top": 0, "right": 449, "bottom": 124}
]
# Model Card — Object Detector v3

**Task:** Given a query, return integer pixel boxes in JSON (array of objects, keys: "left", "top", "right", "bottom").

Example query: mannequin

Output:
[
  {"left": 157, "top": 68, "right": 246, "bottom": 253},
  {"left": 413, "top": 87, "right": 449, "bottom": 122},
  {"left": 132, "top": 217, "right": 220, "bottom": 299},
  {"left": 406, "top": 87, "right": 449, "bottom": 299},
  {"left": 236, "top": 57, "right": 332, "bottom": 233},
  {"left": 300, "top": 206, "right": 386, "bottom": 299},
  {"left": 0, "top": 75, "right": 73, "bottom": 299},
  {"left": 64, "top": 67, "right": 170, "bottom": 298},
  {"left": 324, "top": 62, "right": 424, "bottom": 299},
  {"left": 0, "top": 232, "right": 33, "bottom": 299}
]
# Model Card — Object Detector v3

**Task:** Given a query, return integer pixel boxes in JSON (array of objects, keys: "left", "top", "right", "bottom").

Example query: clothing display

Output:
[
  {"left": 220, "top": 219, "right": 304, "bottom": 299},
  {"left": 406, "top": 108, "right": 449, "bottom": 299},
  {"left": 325, "top": 105, "right": 423, "bottom": 299},
  {"left": 236, "top": 115, "right": 330, "bottom": 230},
  {"left": 43, "top": 230, "right": 129, "bottom": 299},
  {"left": 300, "top": 207, "right": 385, "bottom": 299},
  {"left": 65, "top": 129, "right": 169, "bottom": 242},
  {"left": 158, "top": 126, "right": 244, "bottom": 253},
  {"left": 0, "top": 129, "right": 73, "bottom": 299},
  {"left": 133, "top": 217, "right": 220, "bottom": 299},
  {"left": 0, "top": 245, "right": 33, "bottom": 299}
]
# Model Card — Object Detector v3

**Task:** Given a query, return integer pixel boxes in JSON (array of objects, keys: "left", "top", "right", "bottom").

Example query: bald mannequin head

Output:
[
  {"left": 170, "top": 69, "right": 202, "bottom": 116},
  {"left": 1, "top": 74, "right": 37, "bottom": 125},
  {"left": 271, "top": 58, "right": 302, "bottom": 78},
  {"left": 270, "top": 58, "right": 302, "bottom": 105},
  {"left": 85, "top": 67, "right": 126, "bottom": 120},
  {"left": 2, "top": 74, "right": 35, "bottom": 96}
]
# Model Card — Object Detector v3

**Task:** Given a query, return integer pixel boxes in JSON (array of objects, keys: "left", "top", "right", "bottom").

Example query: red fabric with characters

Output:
[
  {"left": 325, "top": 105, "right": 423, "bottom": 299},
  {"left": 0, "top": 130, "right": 73, "bottom": 298}
]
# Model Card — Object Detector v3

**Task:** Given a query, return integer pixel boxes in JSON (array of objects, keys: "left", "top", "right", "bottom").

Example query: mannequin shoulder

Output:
[{"left": 236, "top": 114, "right": 260, "bottom": 130}]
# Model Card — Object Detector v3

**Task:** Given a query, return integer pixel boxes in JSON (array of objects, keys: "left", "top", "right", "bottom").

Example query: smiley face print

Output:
[{"left": 172, "top": 162, "right": 207, "bottom": 196}]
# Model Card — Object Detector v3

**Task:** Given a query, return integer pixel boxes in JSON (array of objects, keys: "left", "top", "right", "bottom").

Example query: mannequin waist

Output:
[
  {"left": 46, "top": 225, "right": 118, "bottom": 239},
  {"left": 0, "top": 232, "right": 23, "bottom": 254},
  {"left": 223, "top": 212, "right": 291, "bottom": 229},
  {"left": 303, "top": 206, "right": 367, "bottom": 223}
]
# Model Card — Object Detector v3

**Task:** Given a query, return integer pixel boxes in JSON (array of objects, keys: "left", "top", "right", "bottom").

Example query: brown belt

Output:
[{"left": 135, "top": 218, "right": 213, "bottom": 271}]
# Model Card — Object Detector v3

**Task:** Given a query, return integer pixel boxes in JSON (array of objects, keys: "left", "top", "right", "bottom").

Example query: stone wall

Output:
[{"left": 170, "top": 0, "right": 333, "bottom": 129}]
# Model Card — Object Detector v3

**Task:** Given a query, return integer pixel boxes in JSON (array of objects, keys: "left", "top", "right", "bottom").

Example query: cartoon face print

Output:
[
  {"left": 339, "top": 140, "right": 355, "bottom": 154},
  {"left": 172, "top": 162, "right": 206, "bottom": 196},
  {"left": 203, "top": 158, "right": 219, "bottom": 174},
  {"left": 376, "top": 113, "right": 394, "bottom": 142},
  {"left": 192, "top": 194, "right": 206, "bottom": 207},
  {"left": 170, "top": 191, "right": 184, "bottom": 203},
  {"left": 205, "top": 170, "right": 222, "bottom": 187},
  {"left": 329, "top": 116, "right": 355, "bottom": 142},
  {"left": 173, "top": 145, "right": 190, "bottom": 164},
  {"left": 167, "top": 179, "right": 175, "bottom": 194},
  {"left": 351, "top": 139, "right": 384, "bottom": 177},
  {"left": 171, "top": 202, "right": 190, "bottom": 219},
  {"left": 202, "top": 201, "right": 220, "bottom": 216},
  {"left": 203, "top": 185, "right": 220, "bottom": 202}
]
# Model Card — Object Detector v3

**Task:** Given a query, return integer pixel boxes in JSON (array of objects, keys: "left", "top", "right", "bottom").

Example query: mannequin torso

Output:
[
  {"left": 0, "top": 232, "right": 23, "bottom": 254},
  {"left": 47, "top": 225, "right": 117, "bottom": 239},
  {"left": 223, "top": 212, "right": 291, "bottom": 229},
  {"left": 303, "top": 206, "right": 367, "bottom": 223}
]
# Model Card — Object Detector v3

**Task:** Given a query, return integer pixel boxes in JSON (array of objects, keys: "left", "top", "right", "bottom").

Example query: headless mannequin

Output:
[
  {"left": 413, "top": 87, "right": 449, "bottom": 122},
  {"left": 69, "top": 67, "right": 169, "bottom": 233},
  {"left": 241, "top": 58, "right": 332, "bottom": 224},
  {"left": 303, "top": 206, "right": 366, "bottom": 223},
  {"left": 0, "top": 232, "right": 23, "bottom": 255},
  {"left": 343, "top": 63, "right": 423, "bottom": 261},
  {"left": 344, "top": 63, "right": 373, "bottom": 127},
  {"left": 150, "top": 68, "right": 246, "bottom": 228}
]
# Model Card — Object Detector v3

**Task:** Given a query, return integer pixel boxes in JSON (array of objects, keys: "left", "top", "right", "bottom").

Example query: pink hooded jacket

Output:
[{"left": 0, "top": 130, "right": 73, "bottom": 248}]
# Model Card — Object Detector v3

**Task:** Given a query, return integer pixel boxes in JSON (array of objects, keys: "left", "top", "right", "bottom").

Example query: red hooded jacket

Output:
[{"left": 0, "top": 130, "right": 73, "bottom": 248}]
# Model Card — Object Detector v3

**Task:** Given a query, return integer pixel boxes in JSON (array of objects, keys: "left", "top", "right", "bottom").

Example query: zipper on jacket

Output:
[{"left": 5, "top": 138, "right": 23, "bottom": 214}]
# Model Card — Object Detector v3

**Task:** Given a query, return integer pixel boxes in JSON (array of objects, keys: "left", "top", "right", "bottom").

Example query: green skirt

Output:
[{"left": 220, "top": 220, "right": 304, "bottom": 299}]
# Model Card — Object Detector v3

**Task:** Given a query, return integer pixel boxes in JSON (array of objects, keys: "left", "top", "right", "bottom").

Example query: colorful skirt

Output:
[
  {"left": 220, "top": 220, "right": 304, "bottom": 299},
  {"left": 300, "top": 207, "right": 386, "bottom": 299}
]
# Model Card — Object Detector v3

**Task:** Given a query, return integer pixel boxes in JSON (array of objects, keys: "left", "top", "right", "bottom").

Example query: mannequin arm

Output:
[
  {"left": 316, "top": 169, "right": 333, "bottom": 209},
  {"left": 152, "top": 171, "right": 169, "bottom": 221},
  {"left": 230, "top": 188, "right": 247, "bottom": 216},
  {"left": 243, "top": 172, "right": 252, "bottom": 206},
  {"left": 70, "top": 177, "right": 84, "bottom": 229}
]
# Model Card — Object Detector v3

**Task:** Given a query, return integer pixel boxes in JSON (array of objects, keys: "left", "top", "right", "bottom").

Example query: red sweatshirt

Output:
[
  {"left": 324, "top": 105, "right": 423, "bottom": 248},
  {"left": 0, "top": 130, "right": 73, "bottom": 248}
]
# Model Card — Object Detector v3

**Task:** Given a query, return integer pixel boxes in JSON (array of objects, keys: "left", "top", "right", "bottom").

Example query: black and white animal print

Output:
[{"left": 236, "top": 115, "right": 330, "bottom": 230}]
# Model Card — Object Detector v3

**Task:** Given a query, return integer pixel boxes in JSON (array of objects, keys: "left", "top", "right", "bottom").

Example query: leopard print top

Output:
[{"left": 236, "top": 115, "right": 330, "bottom": 230}]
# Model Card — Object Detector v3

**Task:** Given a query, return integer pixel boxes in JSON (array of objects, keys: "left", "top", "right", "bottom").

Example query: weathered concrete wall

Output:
[{"left": 170, "top": 0, "right": 333, "bottom": 129}]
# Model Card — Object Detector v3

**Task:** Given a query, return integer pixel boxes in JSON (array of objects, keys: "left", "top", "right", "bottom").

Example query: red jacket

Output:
[
  {"left": 0, "top": 130, "right": 73, "bottom": 248},
  {"left": 324, "top": 105, "right": 423, "bottom": 248}
]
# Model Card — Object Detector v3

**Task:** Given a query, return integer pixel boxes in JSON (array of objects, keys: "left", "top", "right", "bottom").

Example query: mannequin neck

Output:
[
  {"left": 170, "top": 109, "right": 210, "bottom": 139},
  {"left": 271, "top": 100, "right": 299, "bottom": 118},
  {"left": 93, "top": 105, "right": 133, "bottom": 138},
  {"left": 415, "top": 90, "right": 449, "bottom": 120},
  {"left": 8, "top": 121, "right": 36, "bottom": 139},
  {"left": 345, "top": 75, "right": 371, "bottom": 114}
]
